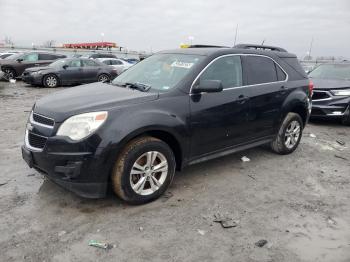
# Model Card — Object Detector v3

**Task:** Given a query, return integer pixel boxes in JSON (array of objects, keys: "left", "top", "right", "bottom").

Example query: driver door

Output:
[
  {"left": 189, "top": 55, "right": 251, "bottom": 158},
  {"left": 59, "top": 60, "right": 83, "bottom": 84}
]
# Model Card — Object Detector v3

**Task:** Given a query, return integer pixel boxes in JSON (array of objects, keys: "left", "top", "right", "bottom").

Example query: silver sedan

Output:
[{"left": 97, "top": 58, "right": 133, "bottom": 75}]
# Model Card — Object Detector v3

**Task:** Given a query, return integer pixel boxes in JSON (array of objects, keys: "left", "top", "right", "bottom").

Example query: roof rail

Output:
[
  {"left": 234, "top": 44, "right": 287, "bottom": 52},
  {"left": 187, "top": 44, "right": 229, "bottom": 48}
]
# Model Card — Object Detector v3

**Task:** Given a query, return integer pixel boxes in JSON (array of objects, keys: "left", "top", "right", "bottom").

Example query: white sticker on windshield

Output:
[{"left": 171, "top": 61, "right": 194, "bottom": 69}]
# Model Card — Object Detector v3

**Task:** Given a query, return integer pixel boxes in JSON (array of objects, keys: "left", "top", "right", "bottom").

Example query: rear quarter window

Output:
[{"left": 244, "top": 56, "right": 278, "bottom": 85}]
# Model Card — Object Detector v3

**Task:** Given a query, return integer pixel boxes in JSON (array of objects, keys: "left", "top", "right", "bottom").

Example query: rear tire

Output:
[
  {"left": 43, "top": 74, "right": 59, "bottom": 88},
  {"left": 111, "top": 136, "right": 176, "bottom": 205},
  {"left": 98, "top": 74, "right": 110, "bottom": 83},
  {"left": 271, "top": 112, "right": 303, "bottom": 155}
]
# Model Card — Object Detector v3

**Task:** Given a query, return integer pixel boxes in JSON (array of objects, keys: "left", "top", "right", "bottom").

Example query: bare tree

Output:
[
  {"left": 42, "top": 40, "right": 56, "bottom": 48},
  {"left": 4, "top": 36, "right": 14, "bottom": 46}
]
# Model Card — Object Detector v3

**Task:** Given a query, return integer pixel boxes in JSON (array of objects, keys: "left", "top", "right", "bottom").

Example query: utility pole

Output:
[
  {"left": 308, "top": 37, "right": 314, "bottom": 59},
  {"left": 234, "top": 24, "right": 238, "bottom": 46}
]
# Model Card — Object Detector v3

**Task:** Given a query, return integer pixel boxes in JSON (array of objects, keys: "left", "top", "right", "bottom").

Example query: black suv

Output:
[
  {"left": 0, "top": 52, "right": 66, "bottom": 80},
  {"left": 21, "top": 44, "right": 312, "bottom": 204}
]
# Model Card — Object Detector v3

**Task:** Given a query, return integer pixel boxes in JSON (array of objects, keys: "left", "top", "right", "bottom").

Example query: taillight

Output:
[{"left": 308, "top": 80, "right": 314, "bottom": 97}]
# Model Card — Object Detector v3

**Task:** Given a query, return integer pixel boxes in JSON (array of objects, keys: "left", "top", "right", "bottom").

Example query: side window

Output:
[
  {"left": 68, "top": 60, "right": 81, "bottom": 67},
  {"left": 82, "top": 59, "right": 99, "bottom": 67},
  {"left": 276, "top": 64, "right": 287, "bottom": 81},
  {"left": 39, "top": 53, "right": 54, "bottom": 60},
  {"left": 114, "top": 60, "right": 123, "bottom": 65},
  {"left": 23, "top": 53, "right": 39, "bottom": 62},
  {"left": 245, "top": 56, "right": 278, "bottom": 85},
  {"left": 102, "top": 60, "right": 111, "bottom": 65},
  {"left": 199, "top": 56, "right": 242, "bottom": 89}
]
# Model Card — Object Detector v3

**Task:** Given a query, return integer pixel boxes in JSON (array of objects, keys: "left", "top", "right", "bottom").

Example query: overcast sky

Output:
[{"left": 0, "top": 0, "right": 349, "bottom": 57}]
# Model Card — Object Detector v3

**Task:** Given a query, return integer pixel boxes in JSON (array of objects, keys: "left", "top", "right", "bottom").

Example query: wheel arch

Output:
[{"left": 42, "top": 73, "right": 60, "bottom": 86}]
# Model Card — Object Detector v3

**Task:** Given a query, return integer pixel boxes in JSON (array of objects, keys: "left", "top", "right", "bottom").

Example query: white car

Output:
[{"left": 97, "top": 58, "right": 133, "bottom": 75}]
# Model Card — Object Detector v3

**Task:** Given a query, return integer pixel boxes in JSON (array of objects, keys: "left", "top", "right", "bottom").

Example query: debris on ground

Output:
[
  {"left": 9, "top": 79, "right": 16, "bottom": 84},
  {"left": 335, "top": 154, "right": 348, "bottom": 160},
  {"left": 58, "top": 231, "right": 66, "bottom": 237},
  {"left": 241, "top": 156, "right": 250, "bottom": 162},
  {"left": 139, "top": 227, "right": 144, "bottom": 232},
  {"left": 247, "top": 174, "right": 256, "bottom": 180},
  {"left": 309, "top": 133, "right": 316, "bottom": 138},
  {"left": 0, "top": 181, "right": 9, "bottom": 186},
  {"left": 197, "top": 229, "right": 206, "bottom": 236},
  {"left": 255, "top": 239, "right": 268, "bottom": 247},
  {"left": 161, "top": 191, "right": 173, "bottom": 202},
  {"left": 327, "top": 217, "right": 337, "bottom": 226},
  {"left": 213, "top": 214, "right": 239, "bottom": 228},
  {"left": 88, "top": 240, "right": 111, "bottom": 249},
  {"left": 336, "top": 140, "right": 345, "bottom": 146},
  {"left": 27, "top": 174, "right": 35, "bottom": 177}
]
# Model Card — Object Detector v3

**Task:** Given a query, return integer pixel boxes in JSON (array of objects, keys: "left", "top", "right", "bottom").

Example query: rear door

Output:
[
  {"left": 81, "top": 59, "right": 101, "bottom": 82},
  {"left": 190, "top": 55, "right": 251, "bottom": 157},
  {"left": 38, "top": 53, "right": 57, "bottom": 66},
  {"left": 242, "top": 55, "right": 288, "bottom": 139}
]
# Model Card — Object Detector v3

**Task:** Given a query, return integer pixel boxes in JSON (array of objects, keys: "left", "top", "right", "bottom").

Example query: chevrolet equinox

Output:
[{"left": 22, "top": 44, "right": 312, "bottom": 204}]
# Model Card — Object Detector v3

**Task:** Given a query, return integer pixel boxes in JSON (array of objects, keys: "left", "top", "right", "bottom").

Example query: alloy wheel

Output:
[
  {"left": 130, "top": 151, "right": 168, "bottom": 196},
  {"left": 46, "top": 76, "right": 57, "bottom": 87},
  {"left": 284, "top": 120, "right": 301, "bottom": 149},
  {"left": 4, "top": 69, "right": 14, "bottom": 80},
  {"left": 98, "top": 75, "right": 109, "bottom": 82}
]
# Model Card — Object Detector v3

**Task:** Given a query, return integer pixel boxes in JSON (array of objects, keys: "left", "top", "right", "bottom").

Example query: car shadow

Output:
[{"left": 35, "top": 145, "right": 276, "bottom": 211}]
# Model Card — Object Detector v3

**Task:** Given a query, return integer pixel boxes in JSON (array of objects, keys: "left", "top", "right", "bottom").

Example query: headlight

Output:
[
  {"left": 331, "top": 89, "right": 350, "bottom": 96},
  {"left": 57, "top": 111, "right": 108, "bottom": 141},
  {"left": 31, "top": 71, "right": 42, "bottom": 75}
]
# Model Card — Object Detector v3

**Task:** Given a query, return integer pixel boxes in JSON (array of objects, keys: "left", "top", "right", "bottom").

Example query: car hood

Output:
[
  {"left": 0, "top": 59, "right": 17, "bottom": 66},
  {"left": 312, "top": 78, "right": 350, "bottom": 90},
  {"left": 34, "top": 82, "right": 159, "bottom": 122}
]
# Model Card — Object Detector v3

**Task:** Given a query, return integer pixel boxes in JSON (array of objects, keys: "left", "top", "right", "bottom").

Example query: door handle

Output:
[{"left": 237, "top": 95, "right": 249, "bottom": 104}]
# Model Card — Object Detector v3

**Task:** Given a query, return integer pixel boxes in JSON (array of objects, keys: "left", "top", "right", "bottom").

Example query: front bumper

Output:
[
  {"left": 311, "top": 90, "right": 350, "bottom": 118},
  {"left": 21, "top": 115, "right": 114, "bottom": 198},
  {"left": 22, "top": 145, "right": 108, "bottom": 198},
  {"left": 22, "top": 73, "right": 42, "bottom": 85}
]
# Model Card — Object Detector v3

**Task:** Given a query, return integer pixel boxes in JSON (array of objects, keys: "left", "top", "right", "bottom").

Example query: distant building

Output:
[{"left": 63, "top": 42, "right": 117, "bottom": 49}]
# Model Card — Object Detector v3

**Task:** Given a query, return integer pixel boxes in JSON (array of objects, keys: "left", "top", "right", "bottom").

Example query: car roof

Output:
[{"left": 159, "top": 47, "right": 296, "bottom": 59}]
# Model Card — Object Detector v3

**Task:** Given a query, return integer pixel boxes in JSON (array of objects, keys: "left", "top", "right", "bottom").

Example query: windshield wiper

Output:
[
  {"left": 112, "top": 81, "right": 151, "bottom": 92},
  {"left": 124, "top": 82, "right": 152, "bottom": 92}
]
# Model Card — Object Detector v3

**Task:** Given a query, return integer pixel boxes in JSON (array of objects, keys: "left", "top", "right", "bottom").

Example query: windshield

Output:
[
  {"left": 112, "top": 53, "right": 204, "bottom": 92},
  {"left": 50, "top": 59, "right": 67, "bottom": 67},
  {"left": 309, "top": 64, "right": 350, "bottom": 80}
]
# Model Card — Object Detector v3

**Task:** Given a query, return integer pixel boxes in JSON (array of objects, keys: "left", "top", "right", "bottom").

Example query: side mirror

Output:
[
  {"left": 17, "top": 58, "right": 23, "bottom": 62},
  {"left": 192, "top": 79, "right": 223, "bottom": 94},
  {"left": 62, "top": 64, "right": 69, "bottom": 69}
]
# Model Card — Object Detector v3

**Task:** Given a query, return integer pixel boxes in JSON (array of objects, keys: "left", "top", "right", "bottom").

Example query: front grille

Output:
[
  {"left": 28, "top": 132, "right": 47, "bottom": 149},
  {"left": 32, "top": 113, "right": 55, "bottom": 127},
  {"left": 312, "top": 91, "right": 331, "bottom": 100}
]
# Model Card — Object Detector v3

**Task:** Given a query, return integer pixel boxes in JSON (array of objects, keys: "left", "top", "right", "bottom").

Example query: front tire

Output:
[
  {"left": 111, "top": 136, "right": 176, "bottom": 204},
  {"left": 3, "top": 68, "right": 16, "bottom": 80},
  {"left": 342, "top": 106, "right": 350, "bottom": 126},
  {"left": 271, "top": 112, "right": 303, "bottom": 155},
  {"left": 43, "top": 74, "right": 59, "bottom": 88}
]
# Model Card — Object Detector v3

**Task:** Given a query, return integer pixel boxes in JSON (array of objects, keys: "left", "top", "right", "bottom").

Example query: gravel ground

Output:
[{"left": 0, "top": 80, "right": 349, "bottom": 262}]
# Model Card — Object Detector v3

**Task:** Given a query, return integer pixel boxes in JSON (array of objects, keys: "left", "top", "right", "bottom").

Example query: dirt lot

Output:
[{"left": 0, "top": 80, "right": 349, "bottom": 262}]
